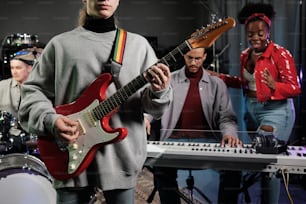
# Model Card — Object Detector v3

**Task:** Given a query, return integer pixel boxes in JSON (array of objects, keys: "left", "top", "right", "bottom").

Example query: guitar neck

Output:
[
  {"left": 92, "top": 41, "right": 192, "bottom": 120},
  {"left": 158, "top": 40, "right": 191, "bottom": 67}
]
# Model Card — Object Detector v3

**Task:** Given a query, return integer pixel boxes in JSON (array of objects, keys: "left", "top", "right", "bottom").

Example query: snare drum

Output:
[{"left": 0, "top": 153, "right": 56, "bottom": 204}]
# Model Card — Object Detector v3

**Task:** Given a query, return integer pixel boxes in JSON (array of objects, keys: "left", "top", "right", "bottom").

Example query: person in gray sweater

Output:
[
  {"left": 0, "top": 49, "right": 37, "bottom": 118},
  {"left": 18, "top": 0, "right": 172, "bottom": 203},
  {"left": 0, "top": 48, "right": 40, "bottom": 154}
]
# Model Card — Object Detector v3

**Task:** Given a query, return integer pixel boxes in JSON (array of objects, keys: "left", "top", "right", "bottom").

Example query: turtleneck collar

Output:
[
  {"left": 185, "top": 67, "right": 203, "bottom": 80},
  {"left": 83, "top": 14, "right": 116, "bottom": 33}
]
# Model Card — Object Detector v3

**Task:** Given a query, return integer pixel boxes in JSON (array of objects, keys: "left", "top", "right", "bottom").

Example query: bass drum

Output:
[{"left": 0, "top": 153, "right": 56, "bottom": 204}]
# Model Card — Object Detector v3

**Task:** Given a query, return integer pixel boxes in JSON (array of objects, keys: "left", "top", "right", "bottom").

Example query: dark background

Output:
[{"left": 0, "top": 0, "right": 305, "bottom": 144}]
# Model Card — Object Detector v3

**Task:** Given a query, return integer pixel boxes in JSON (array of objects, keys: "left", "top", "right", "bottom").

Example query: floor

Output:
[
  {"left": 135, "top": 168, "right": 306, "bottom": 204},
  {"left": 44, "top": 167, "right": 305, "bottom": 204}
]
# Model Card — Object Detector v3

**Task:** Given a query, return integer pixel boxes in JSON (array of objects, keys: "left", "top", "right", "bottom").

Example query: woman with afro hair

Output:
[{"left": 208, "top": 2, "right": 301, "bottom": 203}]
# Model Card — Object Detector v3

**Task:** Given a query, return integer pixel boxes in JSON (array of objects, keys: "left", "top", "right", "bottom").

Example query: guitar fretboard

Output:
[{"left": 92, "top": 41, "right": 191, "bottom": 121}]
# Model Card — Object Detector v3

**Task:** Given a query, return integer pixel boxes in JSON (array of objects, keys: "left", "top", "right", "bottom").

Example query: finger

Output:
[
  {"left": 145, "top": 68, "right": 155, "bottom": 81},
  {"left": 58, "top": 124, "right": 76, "bottom": 135},
  {"left": 229, "top": 138, "right": 235, "bottom": 147},
  {"left": 238, "top": 140, "right": 243, "bottom": 147},
  {"left": 230, "top": 138, "right": 240, "bottom": 147},
  {"left": 264, "top": 68, "right": 270, "bottom": 75},
  {"left": 146, "top": 126, "right": 151, "bottom": 135},
  {"left": 220, "top": 138, "right": 226, "bottom": 147},
  {"left": 154, "top": 64, "right": 170, "bottom": 81},
  {"left": 152, "top": 66, "right": 164, "bottom": 78},
  {"left": 232, "top": 139, "right": 239, "bottom": 147},
  {"left": 150, "top": 71, "right": 163, "bottom": 86},
  {"left": 147, "top": 67, "right": 160, "bottom": 82},
  {"left": 59, "top": 123, "right": 77, "bottom": 135},
  {"left": 157, "top": 63, "right": 171, "bottom": 77},
  {"left": 61, "top": 130, "right": 79, "bottom": 141},
  {"left": 62, "top": 117, "right": 79, "bottom": 127}
]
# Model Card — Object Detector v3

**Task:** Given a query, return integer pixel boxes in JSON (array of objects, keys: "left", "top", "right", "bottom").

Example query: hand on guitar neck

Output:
[{"left": 144, "top": 63, "right": 171, "bottom": 92}]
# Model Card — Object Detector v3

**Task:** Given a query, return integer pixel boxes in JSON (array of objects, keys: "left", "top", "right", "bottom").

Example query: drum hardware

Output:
[
  {"left": 0, "top": 111, "right": 16, "bottom": 154},
  {"left": 24, "top": 133, "right": 39, "bottom": 156},
  {"left": 0, "top": 131, "right": 28, "bottom": 155},
  {"left": 0, "top": 110, "right": 14, "bottom": 134},
  {"left": 0, "top": 132, "right": 13, "bottom": 153},
  {"left": 0, "top": 110, "right": 39, "bottom": 155}
]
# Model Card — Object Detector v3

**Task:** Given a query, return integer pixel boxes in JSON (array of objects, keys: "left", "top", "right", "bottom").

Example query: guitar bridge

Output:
[{"left": 77, "top": 119, "right": 86, "bottom": 135}]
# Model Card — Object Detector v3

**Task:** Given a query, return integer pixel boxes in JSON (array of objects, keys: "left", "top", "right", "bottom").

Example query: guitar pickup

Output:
[{"left": 86, "top": 111, "right": 97, "bottom": 127}]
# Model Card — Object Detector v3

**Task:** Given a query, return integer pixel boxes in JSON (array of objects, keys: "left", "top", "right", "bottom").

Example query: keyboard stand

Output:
[{"left": 181, "top": 170, "right": 212, "bottom": 204}]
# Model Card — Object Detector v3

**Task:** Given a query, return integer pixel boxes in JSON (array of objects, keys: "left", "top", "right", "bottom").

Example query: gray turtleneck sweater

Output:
[{"left": 18, "top": 26, "right": 172, "bottom": 190}]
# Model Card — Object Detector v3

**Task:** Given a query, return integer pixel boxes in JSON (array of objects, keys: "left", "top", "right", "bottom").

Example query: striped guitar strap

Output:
[{"left": 109, "top": 28, "right": 127, "bottom": 88}]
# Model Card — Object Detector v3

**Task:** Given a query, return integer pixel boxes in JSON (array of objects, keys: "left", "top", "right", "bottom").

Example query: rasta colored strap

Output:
[
  {"left": 107, "top": 28, "right": 127, "bottom": 88},
  {"left": 112, "top": 28, "right": 127, "bottom": 64}
]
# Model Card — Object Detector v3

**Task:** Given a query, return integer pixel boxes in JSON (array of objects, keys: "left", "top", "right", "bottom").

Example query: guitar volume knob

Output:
[
  {"left": 72, "top": 143, "right": 78, "bottom": 149},
  {"left": 72, "top": 154, "right": 78, "bottom": 160},
  {"left": 69, "top": 163, "right": 76, "bottom": 171}
]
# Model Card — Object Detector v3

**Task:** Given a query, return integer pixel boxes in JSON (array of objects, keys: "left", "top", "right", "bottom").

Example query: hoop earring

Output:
[{"left": 265, "top": 38, "right": 270, "bottom": 47}]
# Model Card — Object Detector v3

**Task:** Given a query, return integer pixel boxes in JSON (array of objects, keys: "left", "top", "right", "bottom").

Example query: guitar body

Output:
[{"left": 38, "top": 73, "right": 128, "bottom": 180}]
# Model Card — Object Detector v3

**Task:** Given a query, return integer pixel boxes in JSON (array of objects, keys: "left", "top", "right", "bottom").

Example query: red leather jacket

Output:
[{"left": 220, "top": 42, "right": 301, "bottom": 102}]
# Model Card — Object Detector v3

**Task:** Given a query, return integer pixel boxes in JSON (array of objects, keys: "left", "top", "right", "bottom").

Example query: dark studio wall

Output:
[
  {"left": 0, "top": 0, "right": 211, "bottom": 55},
  {"left": 0, "top": 0, "right": 305, "bottom": 144},
  {"left": 0, "top": 1, "right": 82, "bottom": 46},
  {"left": 0, "top": 0, "right": 213, "bottom": 78}
]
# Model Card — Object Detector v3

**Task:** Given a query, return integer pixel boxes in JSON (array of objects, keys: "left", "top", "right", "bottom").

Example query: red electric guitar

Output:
[{"left": 38, "top": 17, "right": 236, "bottom": 180}]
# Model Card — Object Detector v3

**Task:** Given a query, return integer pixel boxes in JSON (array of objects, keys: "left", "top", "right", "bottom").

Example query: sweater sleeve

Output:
[
  {"left": 18, "top": 41, "right": 58, "bottom": 136},
  {"left": 214, "top": 78, "right": 238, "bottom": 138},
  {"left": 140, "top": 38, "right": 173, "bottom": 120}
]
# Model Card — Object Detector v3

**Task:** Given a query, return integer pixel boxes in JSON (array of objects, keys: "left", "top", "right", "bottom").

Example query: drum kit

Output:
[
  {"left": 0, "top": 33, "right": 104, "bottom": 204},
  {"left": 0, "top": 110, "right": 56, "bottom": 204},
  {"left": 0, "top": 34, "right": 56, "bottom": 204}
]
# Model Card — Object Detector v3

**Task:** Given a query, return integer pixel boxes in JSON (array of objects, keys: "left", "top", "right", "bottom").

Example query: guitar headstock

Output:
[{"left": 187, "top": 17, "right": 236, "bottom": 49}]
